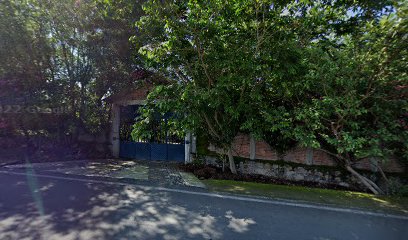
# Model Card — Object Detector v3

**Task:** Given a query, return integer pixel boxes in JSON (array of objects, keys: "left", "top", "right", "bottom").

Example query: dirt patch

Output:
[{"left": 179, "top": 163, "right": 366, "bottom": 192}]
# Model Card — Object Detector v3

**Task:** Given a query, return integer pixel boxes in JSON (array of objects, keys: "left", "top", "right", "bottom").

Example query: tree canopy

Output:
[
  {"left": 132, "top": 0, "right": 407, "bottom": 192},
  {"left": 0, "top": 0, "right": 144, "bottom": 137},
  {"left": 0, "top": 0, "right": 406, "bottom": 194}
]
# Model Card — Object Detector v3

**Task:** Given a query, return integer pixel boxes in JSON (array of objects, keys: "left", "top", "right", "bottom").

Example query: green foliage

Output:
[
  {"left": 0, "top": 0, "right": 144, "bottom": 137},
  {"left": 387, "top": 177, "right": 408, "bottom": 196},
  {"left": 133, "top": 0, "right": 407, "bottom": 172},
  {"left": 397, "top": 185, "right": 408, "bottom": 197},
  {"left": 133, "top": 0, "right": 316, "bottom": 150},
  {"left": 292, "top": 2, "right": 408, "bottom": 165}
]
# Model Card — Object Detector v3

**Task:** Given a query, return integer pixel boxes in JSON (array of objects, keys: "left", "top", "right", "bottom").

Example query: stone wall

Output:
[{"left": 204, "top": 156, "right": 380, "bottom": 190}]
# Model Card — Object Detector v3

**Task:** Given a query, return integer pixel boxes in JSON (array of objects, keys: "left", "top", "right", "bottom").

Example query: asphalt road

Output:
[{"left": 0, "top": 170, "right": 407, "bottom": 240}]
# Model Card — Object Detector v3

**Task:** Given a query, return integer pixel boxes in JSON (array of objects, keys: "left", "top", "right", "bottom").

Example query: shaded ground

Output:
[
  {"left": 0, "top": 171, "right": 407, "bottom": 240},
  {"left": 203, "top": 179, "right": 408, "bottom": 216},
  {"left": 5, "top": 160, "right": 408, "bottom": 216},
  {"left": 4, "top": 159, "right": 204, "bottom": 188},
  {"left": 0, "top": 137, "right": 108, "bottom": 166}
]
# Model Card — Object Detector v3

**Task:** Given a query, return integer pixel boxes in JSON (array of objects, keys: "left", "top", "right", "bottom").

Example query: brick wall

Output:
[
  {"left": 381, "top": 157, "right": 404, "bottom": 172},
  {"left": 312, "top": 149, "right": 336, "bottom": 166},
  {"left": 127, "top": 85, "right": 152, "bottom": 100},
  {"left": 230, "top": 134, "right": 251, "bottom": 157},
  {"left": 209, "top": 133, "right": 404, "bottom": 173},
  {"left": 353, "top": 157, "right": 404, "bottom": 173},
  {"left": 255, "top": 140, "right": 279, "bottom": 160},
  {"left": 107, "top": 83, "right": 153, "bottom": 103}
]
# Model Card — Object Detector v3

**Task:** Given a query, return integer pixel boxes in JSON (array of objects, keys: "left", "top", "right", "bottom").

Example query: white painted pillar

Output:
[
  {"left": 249, "top": 134, "right": 256, "bottom": 160},
  {"left": 184, "top": 132, "right": 192, "bottom": 163},
  {"left": 191, "top": 134, "right": 197, "bottom": 154},
  {"left": 370, "top": 157, "right": 378, "bottom": 172},
  {"left": 111, "top": 103, "right": 120, "bottom": 158},
  {"left": 306, "top": 147, "right": 313, "bottom": 165}
]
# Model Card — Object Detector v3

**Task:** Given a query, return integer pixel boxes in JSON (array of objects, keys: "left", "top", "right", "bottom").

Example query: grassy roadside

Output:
[{"left": 203, "top": 179, "right": 408, "bottom": 215}]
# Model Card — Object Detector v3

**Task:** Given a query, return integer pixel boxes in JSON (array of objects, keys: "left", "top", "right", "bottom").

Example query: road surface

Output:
[{"left": 0, "top": 169, "right": 407, "bottom": 240}]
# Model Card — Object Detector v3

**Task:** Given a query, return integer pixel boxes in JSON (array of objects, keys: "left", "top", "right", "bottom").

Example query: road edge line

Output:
[{"left": 1, "top": 170, "right": 407, "bottom": 221}]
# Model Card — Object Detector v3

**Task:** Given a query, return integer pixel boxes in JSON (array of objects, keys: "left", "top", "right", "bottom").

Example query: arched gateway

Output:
[{"left": 106, "top": 82, "right": 194, "bottom": 163}]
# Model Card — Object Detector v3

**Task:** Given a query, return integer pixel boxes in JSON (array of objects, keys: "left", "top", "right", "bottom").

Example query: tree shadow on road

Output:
[{"left": 0, "top": 174, "right": 256, "bottom": 240}]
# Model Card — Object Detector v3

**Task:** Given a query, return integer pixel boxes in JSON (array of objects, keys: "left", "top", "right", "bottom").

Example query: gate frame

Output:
[{"left": 110, "top": 99, "right": 194, "bottom": 163}]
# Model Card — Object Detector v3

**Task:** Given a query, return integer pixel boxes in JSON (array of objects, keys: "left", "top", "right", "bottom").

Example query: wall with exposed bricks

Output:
[{"left": 209, "top": 133, "right": 404, "bottom": 173}]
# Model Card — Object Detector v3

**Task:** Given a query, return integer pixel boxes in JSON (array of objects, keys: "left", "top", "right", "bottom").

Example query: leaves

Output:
[{"left": 132, "top": 0, "right": 407, "bottom": 165}]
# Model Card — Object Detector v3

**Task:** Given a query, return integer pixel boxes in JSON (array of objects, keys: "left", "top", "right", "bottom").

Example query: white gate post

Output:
[
  {"left": 191, "top": 134, "right": 197, "bottom": 154},
  {"left": 111, "top": 103, "right": 120, "bottom": 158},
  {"left": 184, "top": 132, "right": 192, "bottom": 163}
]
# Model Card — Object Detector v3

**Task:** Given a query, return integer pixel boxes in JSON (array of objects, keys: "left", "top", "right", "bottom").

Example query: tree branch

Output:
[
  {"left": 202, "top": 112, "right": 221, "bottom": 140},
  {"left": 193, "top": 31, "right": 213, "bottom": 87}
]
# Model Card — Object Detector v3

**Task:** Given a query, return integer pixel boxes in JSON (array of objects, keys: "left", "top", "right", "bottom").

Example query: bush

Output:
[
  {"left": 194, "top": 166, "right": 217, "bottom": 179},
  {"left": 191, "top": 155, "right": 206, "bottom": 166},
  {"left": 387, "top": 177, "right": 408, "bottom": 197},
  {"left": 396, "top": 185, "right": 408, "bottom": 197}
]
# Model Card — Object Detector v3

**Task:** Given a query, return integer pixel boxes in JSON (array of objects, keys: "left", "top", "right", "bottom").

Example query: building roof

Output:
[{"left": 105, "top": 83, "right": 154, "bottom": 103}]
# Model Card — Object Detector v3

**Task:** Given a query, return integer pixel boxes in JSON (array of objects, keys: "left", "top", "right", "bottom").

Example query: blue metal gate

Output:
[
  {"left": 119, "top": 141, "right": 185, "bottom": 162},
  {"left": 118, "top": 105, "right": 185, "bottom": 162}
]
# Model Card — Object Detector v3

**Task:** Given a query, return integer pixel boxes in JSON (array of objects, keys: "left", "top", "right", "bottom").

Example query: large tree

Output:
[
  {"left": 289, "top": 2, "right": 408, "bottom": 194},
  {"left": 1, "top": 0, "right": 145, "bottom": 139},
  {"left": 133, "top": 0, "right": 303, "bottom": 173},
  {"left": 133, "top": 0, "right": 407, "bottom": 193},
  {"left": 0, "top": 0, "right": 53, "bottom": 138}
]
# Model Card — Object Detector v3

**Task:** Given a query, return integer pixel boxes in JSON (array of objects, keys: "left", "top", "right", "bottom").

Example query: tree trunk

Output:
[
  {"left": 377, "top": 165, "right": 390, "bottom": 184},
  {"left": 318, "top": 148, "right": 385, "bottom": 195},
  {"left": 345, "top": 165, "right": 383, "bottom": 195},
  {"left": 227, "top": 148, "right": 237, "bottom": 174},
  {"left": 361, "top": 175, "right": 384, "bottom": 194}
]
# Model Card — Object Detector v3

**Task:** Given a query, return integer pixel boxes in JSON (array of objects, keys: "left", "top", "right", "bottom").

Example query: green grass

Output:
[{"left": 203, "top": 179, "right": 408, "bottom": 215}]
